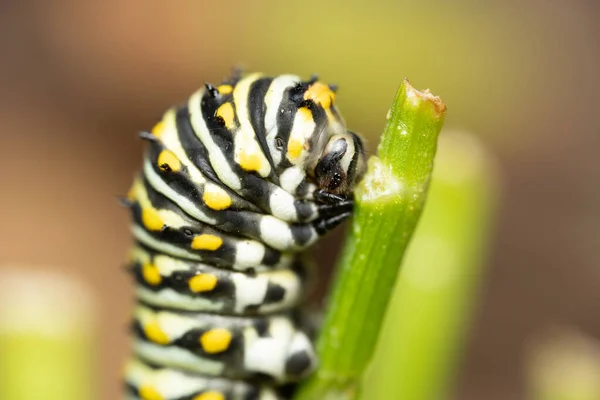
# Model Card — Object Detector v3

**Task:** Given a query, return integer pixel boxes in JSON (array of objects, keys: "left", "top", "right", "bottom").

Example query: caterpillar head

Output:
[{"left": 311, "top": 131, "right": 367, "bottom": 197}]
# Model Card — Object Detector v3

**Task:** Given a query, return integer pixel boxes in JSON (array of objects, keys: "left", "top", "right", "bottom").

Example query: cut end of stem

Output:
[
  {"left": 402, "top": 79, "right": 447, "bottom": 117},
  {"left": 378, "top": 80, "right": 446, "bottom": 187}
]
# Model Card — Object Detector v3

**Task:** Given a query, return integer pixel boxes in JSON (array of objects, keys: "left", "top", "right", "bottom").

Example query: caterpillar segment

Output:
[
  {"left": 129, "top": 246, "right": 309, "bottom": 316},
  {"left": 124, "top": 72, "right": 367, "bottom": 399},
  {"left": 132, "top": 305, "right": 315, "bottom": 381},
  {"left": 125, "top": 358, "right": 280, "bottom": 400}
]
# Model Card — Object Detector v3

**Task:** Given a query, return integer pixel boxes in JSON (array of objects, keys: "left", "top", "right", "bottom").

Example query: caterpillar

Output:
[{"left": 123, "top": 72, "right": 367, "bottom": 400}]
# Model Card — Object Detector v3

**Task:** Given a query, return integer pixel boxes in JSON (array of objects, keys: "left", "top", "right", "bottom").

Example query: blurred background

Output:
[{"left": 0, "top": 1, "right": 598, "bottom": 399}]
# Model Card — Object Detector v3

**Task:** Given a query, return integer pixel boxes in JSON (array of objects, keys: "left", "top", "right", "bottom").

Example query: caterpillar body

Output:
[{"left": 123, "top": 72, "right": 367, "bottom": 400}]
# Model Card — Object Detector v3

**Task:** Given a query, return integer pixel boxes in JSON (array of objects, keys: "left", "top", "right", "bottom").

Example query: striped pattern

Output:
[{"left": 123, "top": 72, "right": 366, "bottom": 400}]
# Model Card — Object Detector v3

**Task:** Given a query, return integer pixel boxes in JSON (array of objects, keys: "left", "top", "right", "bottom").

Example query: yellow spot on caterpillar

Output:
[
  {"left": 217, "top": 85, "right": 233, "bottom": 94},
  {"left": 304, "top": 82, "right": 335, "bottom": 109},
  {"left": 139, "top": 385, "right": 164, "bottom": 400},
  {"left": 127, "top": 177, "right": 145, "bottom": 202},
  {"left": 239, "top": 149, "right": 262, "bottom": 171},
  {"left": 297, "top": 106, "right": 312, "bottom": 120},
  {"left": 200, "top": 328, "right": 232, "bottom": 354},
  {"left": 202, "top": 185, "right": 232, "bottom": 210},
  {"left": 144, "top": 320, "right": 170, "bottom": 345},
  {"left": 157, "top": 150, "right": 181, "bottom": 173},
  {"left": 191, "top": 234, "right": 223, "bottom": 251},
  {"left": 287, "top": 139, "right": 304, "bottom": 160},
  {"left": 194, "top": 392, "right": 225, "bottom": 400},
  {"left": 189, "top": 273, "right": 218, "bottom": 293},
  {"left": 215, "top": 102, "right": 235, "bottom": 129},
  {"left": 127, "top": 184, "right": 137, "bottom": 202},
  {"left": 151, "top": 121, "right": 165, "bottom": 138},
  {"left": 141, "top": 207, "right": 164, "bottom": 231},
  {"left": 142, "top": 263, "right": 162, "bottom": 286}
]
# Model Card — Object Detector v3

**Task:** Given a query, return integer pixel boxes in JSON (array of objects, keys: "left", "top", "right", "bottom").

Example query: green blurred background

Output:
[{"left": 0, "top": 1, "right": 598, "bottom": 399}]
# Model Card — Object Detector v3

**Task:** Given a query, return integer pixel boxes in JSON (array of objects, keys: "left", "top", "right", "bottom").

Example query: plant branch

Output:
[{"left": 294, "top": 80, "right": 446, "bottom": 400}]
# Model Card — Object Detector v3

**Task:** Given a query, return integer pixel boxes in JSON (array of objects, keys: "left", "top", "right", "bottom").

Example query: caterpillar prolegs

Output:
[{"left": 123, "top": 72, "right": 367, "bottom": 400}]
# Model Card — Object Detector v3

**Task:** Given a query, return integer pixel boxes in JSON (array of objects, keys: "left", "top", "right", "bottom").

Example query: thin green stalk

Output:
[
  {"left": 294, "top": 80, "right": 446, "bottom": 400},
  {"left": 361, "top": 131, "right": 499, "bottom": 399}
]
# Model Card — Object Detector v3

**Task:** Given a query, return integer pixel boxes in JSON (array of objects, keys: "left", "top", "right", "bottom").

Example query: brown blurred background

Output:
[{"left": 0, "top": 1, "right": 598, "bottom": 399}]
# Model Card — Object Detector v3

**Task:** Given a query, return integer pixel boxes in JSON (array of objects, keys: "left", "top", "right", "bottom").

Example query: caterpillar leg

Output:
[
  {"left": 316, "top": 200, "right": 354, "bottom": 218},
  {"left": 312, "top": 211, "right": 353, "bottom": 235},
  {"left": 313, "top": 188, "right": 350, "bottom": 205}
]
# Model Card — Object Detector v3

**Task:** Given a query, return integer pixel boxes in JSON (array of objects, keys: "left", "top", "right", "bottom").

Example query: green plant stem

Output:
[
  {"left": 294, "top": 80, "right": 446, "bottom": 400},
  {"left": 361, "top": 131, "right": 499, "bottom": 400}
]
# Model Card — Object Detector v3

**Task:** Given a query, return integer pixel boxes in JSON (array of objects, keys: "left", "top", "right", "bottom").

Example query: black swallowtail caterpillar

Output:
[{"left": 123, "top": 72, "right": 367, "bottom": 400}]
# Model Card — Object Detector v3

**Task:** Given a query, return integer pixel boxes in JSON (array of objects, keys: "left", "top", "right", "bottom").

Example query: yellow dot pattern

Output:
[
  {"left": 193, "top": 391, "right": 225, "bottom": 400},
  {"left": 126, "top": 183, "right": 137, "bottom": 202},
  {"left": 141, "top": 207, "right": 164, "bottom": 231},
  {"left": 238, "top": 149, "right": 263, "bottom": 172},
  {"left": 191, "top": 234, "right": 223, "bottom": 251},
  {"left": 142, "top": 263, "right": 162, "bottom": 286},
  {"left": 202, "top": 185, "right": 232, "bottom": 210},
  {"left": 287, "top": 139, "right": 304, "bottom": 161},
  {"left": 189, "top": 273, "right": 218, "bottom": 293},
  {"left": 215, "top": 102, "right": 235, "bottom": 129},
  {"left": 139, "top": 385, "right": 164, "bottom": 400},
  {"left": 144, "top": 320, "right": 170, "bottom": 345},
  {"left": 304, "top": 82, "right": 335, "bottom": 109},
  {"left": 151, "top": 121, "right": 165, "bottom": 138},
  {"left": 157, "top": 150, "right": 181, "bottom": 173},
  {"left": 217, "top": 85, "right": 233, "bottom": 94},
  {"left": 200, "top": 328, "right": 232, "bottom": 354},
  {"left": 297, "top": 106, "right": 312, "bottom": 121}
]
